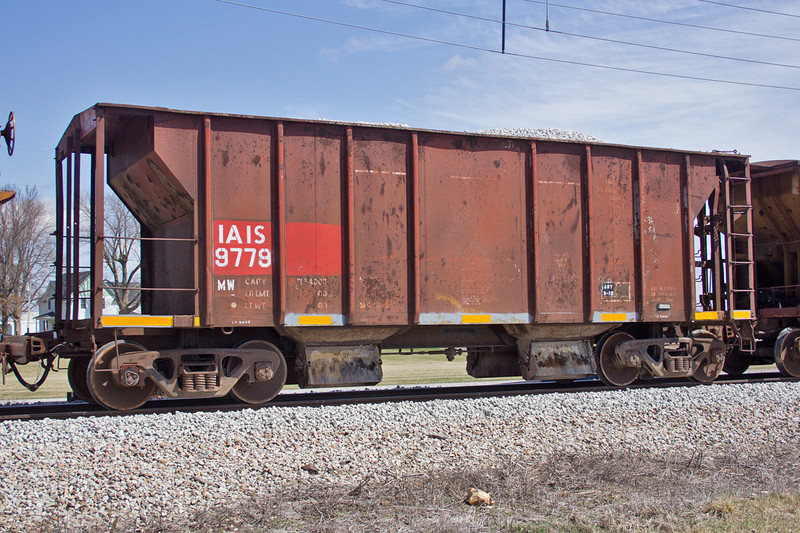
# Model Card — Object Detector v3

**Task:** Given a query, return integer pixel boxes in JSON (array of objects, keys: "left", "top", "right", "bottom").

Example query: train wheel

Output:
[
  {"left": 775, "top": 328, "right": 800, "bottom": 378},
  {"left": 594, "top": 332, "right": 639, "bottom": 387},
  {"left": 67, "top": 357, "right": 94, "bottom": 403},
  {"left": 87, "top": 341, "right": 155, "bottom": 410},
  {"left": 229, "top": 340, "right": 287, "bottom": 405},
  {"left": 722, "top": 347, "right": 750, "bottom": 375},
  {"left": 689, "top": 331, "right": 726, "bottom": 384}
]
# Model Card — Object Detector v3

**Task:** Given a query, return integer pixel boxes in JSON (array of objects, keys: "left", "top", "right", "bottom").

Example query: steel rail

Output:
[{"left": 0, "top": 372, "right": 796, "bottom": 422}]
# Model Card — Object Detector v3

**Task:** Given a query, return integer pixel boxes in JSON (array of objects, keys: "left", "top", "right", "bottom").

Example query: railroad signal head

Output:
[{"left": 1, "top": 111, "right": 14, "bottom": 156}]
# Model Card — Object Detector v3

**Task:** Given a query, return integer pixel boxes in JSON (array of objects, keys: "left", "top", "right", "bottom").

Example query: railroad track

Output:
[{"left": 0, "top": 372, "right": 796, "bottom": 422}]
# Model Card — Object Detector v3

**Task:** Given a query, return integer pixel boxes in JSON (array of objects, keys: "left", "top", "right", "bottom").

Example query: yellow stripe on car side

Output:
[
  {"left": 102, "top": 315, "right": 176, "bottom": 327},
  {"left": 298, "top": 315, "right": 334, "bottom": 326},
  {"left": 600, "top": 313, "right": 628, "bottom": 322},
  {"left": 694, "top": 311, "right": 721, "bottom": 321},
  {"left": 462, "top": 314, "right": 491, "bottom": 324}
]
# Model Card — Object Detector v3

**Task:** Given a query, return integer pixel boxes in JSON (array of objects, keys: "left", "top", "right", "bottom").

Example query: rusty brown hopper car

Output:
[
  {"left": 730, "top": 159, "right": 800, "bottom": 377},
  {"left": 0, "top": 104, "right": 762, "bottom": 409}
]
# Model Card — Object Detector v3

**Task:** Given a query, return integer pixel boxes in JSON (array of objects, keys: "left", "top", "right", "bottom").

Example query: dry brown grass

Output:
[
  {"left": 39, "top": 444, "right": 798, "bottom": 533},
  {"left": 693, "top": 492, "right": 800, "bottom": 533}
]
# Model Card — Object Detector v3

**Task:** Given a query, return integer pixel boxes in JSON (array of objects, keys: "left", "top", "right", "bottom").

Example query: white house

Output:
[{"left": 33, "top": 273, "right": 137, "bottom": 332}]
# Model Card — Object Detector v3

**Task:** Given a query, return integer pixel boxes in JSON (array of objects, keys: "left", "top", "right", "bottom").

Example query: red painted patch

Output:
[
  {"left": 213, "top": 221, "right": 273, "bottom": 275},
  {"left": 286, "top": 222, "right": 342, "bottom": 277}
]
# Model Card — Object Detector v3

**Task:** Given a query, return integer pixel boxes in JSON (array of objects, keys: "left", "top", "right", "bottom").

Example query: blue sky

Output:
[{"left": 2, "top": 0, "right": 799, "bottom": 199}]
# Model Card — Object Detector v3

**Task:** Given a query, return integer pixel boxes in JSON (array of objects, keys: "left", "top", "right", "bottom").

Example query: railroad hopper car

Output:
[
  {"left": 726, "top": 159, "right": 800, "bottom": 377},
  {"left": 1, "top": 104, "right": 761, "bottom": 410}
]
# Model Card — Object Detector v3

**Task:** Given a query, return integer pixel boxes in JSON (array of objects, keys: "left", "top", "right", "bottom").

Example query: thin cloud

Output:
[
  {"left": 398, "top": 0, "right": 799, "bottom": 160},
  {"left": 442, "top": 54, "right": 477, "bottom": 71}
]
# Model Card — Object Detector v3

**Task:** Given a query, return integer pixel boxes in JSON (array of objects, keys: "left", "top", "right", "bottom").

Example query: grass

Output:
[
  {"left": 0, "top": 358, "right": 73, "bottom": 401},
  {"left": 380, "top": 351, "right": 488, "bottom": 385},
  {"left": 694, "top": 492, "right": 800, "bottom": 532}
]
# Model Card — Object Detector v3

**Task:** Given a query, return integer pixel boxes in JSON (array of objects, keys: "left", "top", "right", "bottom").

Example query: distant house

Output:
[{"left": 34, "top": 273, "right": 138, "bottom": 332}]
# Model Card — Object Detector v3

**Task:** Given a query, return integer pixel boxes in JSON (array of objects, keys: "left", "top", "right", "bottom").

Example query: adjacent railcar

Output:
[
  {"left": 2, "top": 104, "right": 759, "bottom": 409},
  {"left": 725, "top": 160, "right": 800, "bottom": 377}
]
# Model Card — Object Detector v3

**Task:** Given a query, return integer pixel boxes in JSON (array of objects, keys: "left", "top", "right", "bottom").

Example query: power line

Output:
[
  {"left": 380, "top": 0, "right": 800, "bottom": 70},
  {"left": 551, "top": 27, "right": 800, "bottom": 70},
  {"left": 501, "top": 49, "right": 800, "bottom": 91},
  {"left": 214, "top": 1, "right": 496, "bottom": 52},
  {"left": 213, "top": 0, "right": 800, "bottom": 91},
  {"left": 521, "top": 0, "right": 800, "bottom": 43},
  {"left": 696, "top": 0, "right": 800, "bottom": 19}
]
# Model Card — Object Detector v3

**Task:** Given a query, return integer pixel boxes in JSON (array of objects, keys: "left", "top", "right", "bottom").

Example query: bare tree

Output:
[
  {"left": 103, "top": 195, "right": 141, "bottom": 313},
  {"left": 0, "top": 186, "right": 54, "bottom": 334},
  {"left": 82, "top": 193, "right": 141, "bottom": 314}
]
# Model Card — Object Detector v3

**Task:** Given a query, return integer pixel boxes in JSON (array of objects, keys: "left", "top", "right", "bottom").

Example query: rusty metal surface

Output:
[
  {"left": 301, "top": 345, "right": 382, "bottom": 387},
  {"left": 638, "top": 151, "right": 688, "bottom": 321},
  {"left": 534, "top": 143, "right": 584, "bottom": 322},
  {"left": 282, "top": 122, "right": 343, "bottom": 323},
  {"left": 277, "top": 325, "right": 405, "bottom": 345},
  {"left": 352, "top": 129, "right": 409, "bottom": 325},
  {"left": 518, "top": 339, "right": 594, "bottom": 380},
  {"left": 107, "top": 113, "right": 199, "bottom": 318},
  {"left": 589, "top": 146, "right": 636, "bottom": 319},
  {"left": 107, "top": 116, "right": 196, "bottom": 229},
  {"left": 208, "top": 117, "right": 274, "bottom": 326},
  {"left": 417, "top": 133, "right": 527, "bottom": 322}
]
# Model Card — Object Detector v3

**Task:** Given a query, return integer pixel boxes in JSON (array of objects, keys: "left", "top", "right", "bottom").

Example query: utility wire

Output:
[
  {"left": 522, "top": 0, "right": 800, "bottom": 43},
  {"left": 380, "top": 0, "right": 800, "bottom": 70},
  {"left": 213, "top": 0, "right": 800, "bottom": 91},
  {"left": 696, "top": 0, "right": 800, "bottom": 19}
]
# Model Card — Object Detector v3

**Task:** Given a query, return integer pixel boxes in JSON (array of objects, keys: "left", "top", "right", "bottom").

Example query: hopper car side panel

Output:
[
  {"left": 639, "top": 151, "right": 689, "bottom": 322},
  {"left": 352, "top": 128, "right": 409, "bottom": 325},
  {"left": 534, "top": 143, "right": 585, "bottom": 323},
  {"left": 209, "top": 117, "right": 274, "bottom": 326},
  {"left": 418, "top": 134, "right": 527, "bottom": 325},
  {"left": 283, "top": 123, "right": 345, "bottom": 325},
  {"left": 588, "top": 146, "right": 636, "bottom": 320}
]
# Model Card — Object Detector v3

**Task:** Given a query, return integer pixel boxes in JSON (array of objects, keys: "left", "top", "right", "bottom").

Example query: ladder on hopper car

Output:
[{"left": 722, "top": 161, "right": 757, "bottom": 352}]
